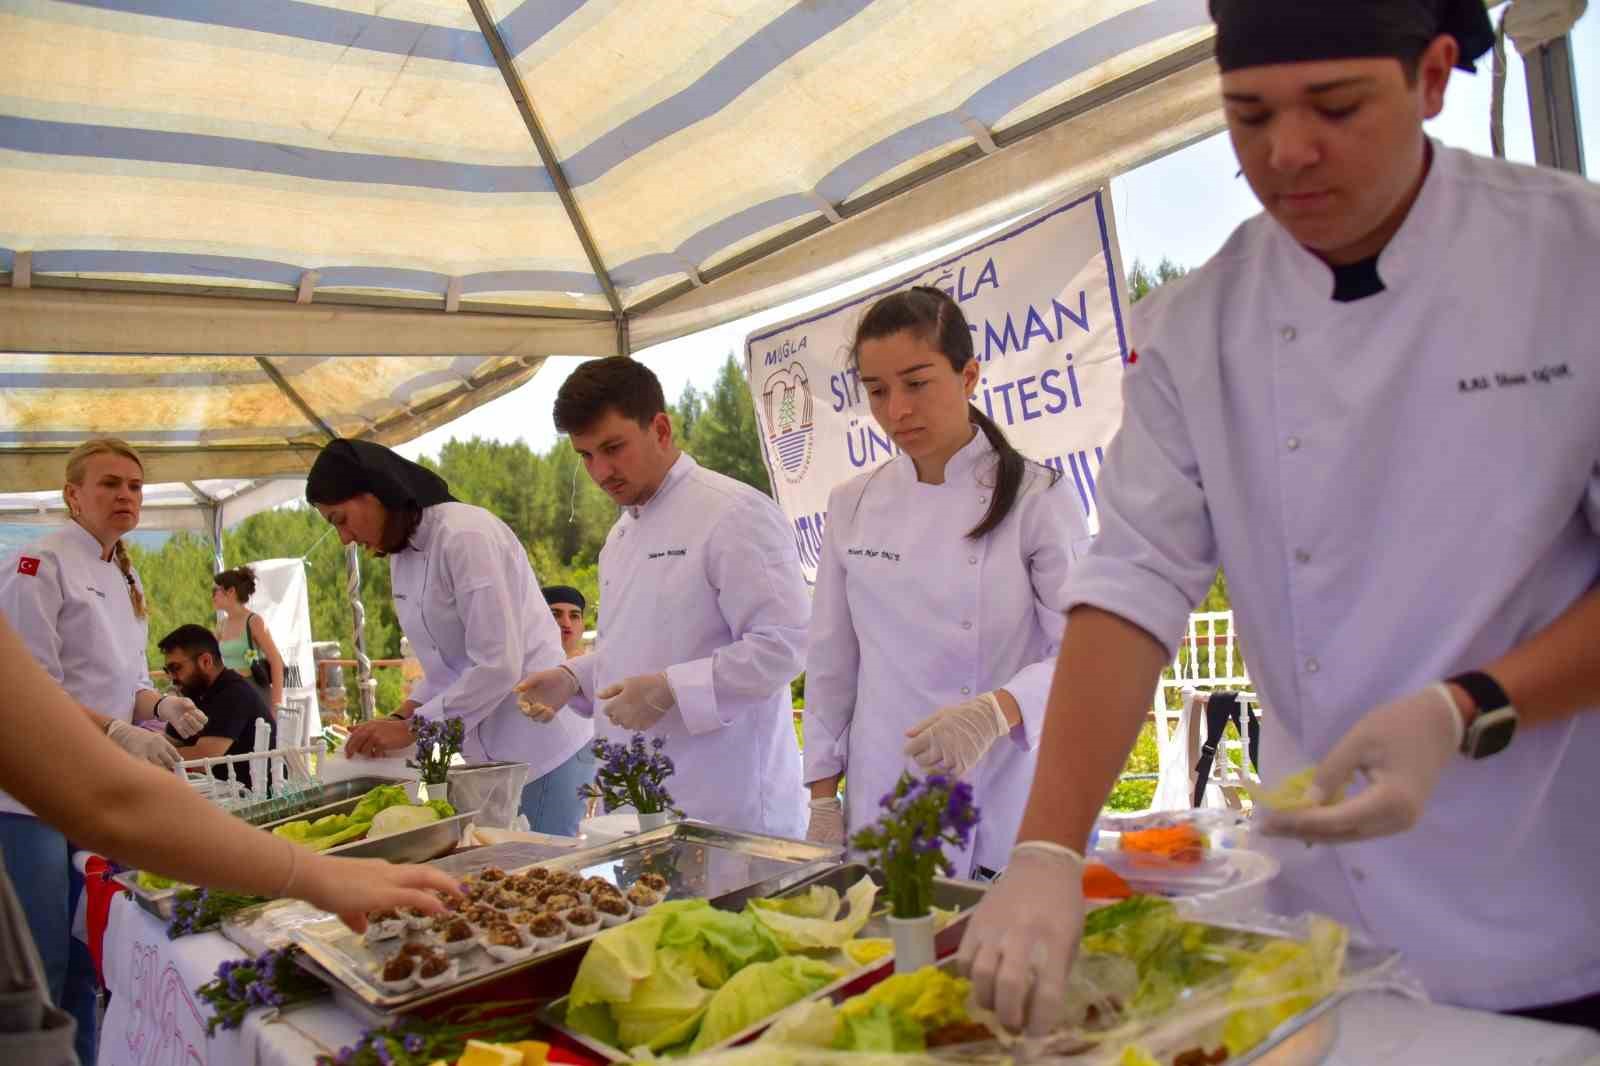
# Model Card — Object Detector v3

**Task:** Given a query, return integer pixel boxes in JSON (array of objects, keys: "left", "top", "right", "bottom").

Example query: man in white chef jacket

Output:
[
  {"left": 517, "top": 357, "right": 809, "bottom": 838},
  {"left": 958, "top": 0, "right": 1600, "bottom": 1037}
]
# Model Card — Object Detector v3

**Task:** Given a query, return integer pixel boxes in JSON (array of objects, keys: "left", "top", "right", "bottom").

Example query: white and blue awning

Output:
[{"left": 0, "top": 0, "right": 1226, "bottom": 488}]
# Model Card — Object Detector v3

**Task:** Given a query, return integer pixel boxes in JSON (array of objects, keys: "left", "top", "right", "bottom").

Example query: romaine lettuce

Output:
[{"left": 689, "top": 956, "right": 840, "bottom": 1053}]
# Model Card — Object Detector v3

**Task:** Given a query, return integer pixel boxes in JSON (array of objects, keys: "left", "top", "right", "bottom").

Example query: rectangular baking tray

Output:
[
  {"left": 228, "top": 775, "right": 406, "bottom": 828},
  {"left": 540, "top": 874, "right": 1400, "bottom": 1066},
  {"left": 289, "top": 820, "right": 842, "bottom": 1016}
]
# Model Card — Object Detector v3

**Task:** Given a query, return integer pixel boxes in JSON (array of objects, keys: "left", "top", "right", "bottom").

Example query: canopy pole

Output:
[
  {"left": 465, "top": 0, "right": 630, "bottom": 354},
  {"left": 346, "top": 544, "right": 377, "bottom": 723},
  {"left": 1524, "top": 34, "right": 1585, "bottom": 175}
]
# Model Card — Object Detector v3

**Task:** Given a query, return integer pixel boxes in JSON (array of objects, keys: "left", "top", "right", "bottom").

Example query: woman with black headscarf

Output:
[{"left": 307, "top": 440, "right": 593, "bottom": 835}]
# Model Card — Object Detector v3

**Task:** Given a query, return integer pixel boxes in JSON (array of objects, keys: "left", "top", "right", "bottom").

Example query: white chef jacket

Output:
[
  {"left": 0, "top": 522, "right": 155, "bottom": 817},
  {"left": 565, "top": 454, "right": 808, "bottom": 838},
  {"left": 390, "top": 503, "right": 591, "bottom": 779},
  {"left": 1067, "top": 143, "right": 1600, "bottom": 1011},
  {"left": 804, "top": 431, "right": 1086, "bottom": 875}
]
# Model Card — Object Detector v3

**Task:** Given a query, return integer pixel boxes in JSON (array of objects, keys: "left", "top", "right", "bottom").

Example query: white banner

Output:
[{"left": 745, "top": 189, "right": 1130, "bottom": 583}]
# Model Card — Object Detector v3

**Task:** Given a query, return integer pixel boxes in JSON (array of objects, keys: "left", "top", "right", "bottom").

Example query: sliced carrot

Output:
[
  {"left": 1081, "top": 862, "right": 1132, "bottom": 900},
  {"left": 1119, "top": 824, "right": 1207, "bottom": 864}
]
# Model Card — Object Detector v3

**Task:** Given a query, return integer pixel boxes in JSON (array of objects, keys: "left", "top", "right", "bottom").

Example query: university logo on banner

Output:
[
  {"left": 745, "top": 189, "right": 1130, "bottom": 583},
  {"left": 761, "top": 362, "right": 816, "bottom": 485}
]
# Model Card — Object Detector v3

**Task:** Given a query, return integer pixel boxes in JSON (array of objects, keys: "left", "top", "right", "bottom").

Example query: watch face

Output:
[{"left": 1469, "top": 707, "right": 1517, "bottom": 759}]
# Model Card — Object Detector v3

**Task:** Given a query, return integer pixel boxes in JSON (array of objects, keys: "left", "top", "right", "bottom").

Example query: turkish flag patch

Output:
[
  {"left": 16, "top": 557, "right": 40, "bottom": 576},
  {"left": 1127, "top": 349, "right": 1139, "bottom": 365}
]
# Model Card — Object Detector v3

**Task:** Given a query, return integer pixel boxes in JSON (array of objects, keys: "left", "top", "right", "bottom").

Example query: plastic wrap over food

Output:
[{"left": 667, "top": 903, "right": 1423, "bottom": 1066}]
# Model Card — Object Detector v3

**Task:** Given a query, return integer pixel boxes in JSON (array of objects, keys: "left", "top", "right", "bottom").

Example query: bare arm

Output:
[
  {"left": 0, "top": 616, "right": 459, "bottom": 927},
  {"left": 173, "top": 736, "right": 232, "bottom": 761},
  {"left": 1465, "top": 584, "right": 1600, "bottom": 728},
  {"left": 1014, "top": 607, "right": 1171, "bottom": 851},
  {"left": 250, "top": 613, "right": 286, "bottom": 710}
]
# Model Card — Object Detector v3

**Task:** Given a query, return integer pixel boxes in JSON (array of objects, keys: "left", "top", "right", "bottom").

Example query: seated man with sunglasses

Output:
[{"left": 158, "top": 625, "right": 275, "bottom": 792}]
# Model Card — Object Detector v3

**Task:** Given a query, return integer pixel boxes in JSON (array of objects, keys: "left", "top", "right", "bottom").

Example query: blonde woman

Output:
[
  {"left": 0, "top": 438, "right": 206, "bottom": 1064},
  {"left": 213, "top": 564, "right": 285, "bottom": 711}
]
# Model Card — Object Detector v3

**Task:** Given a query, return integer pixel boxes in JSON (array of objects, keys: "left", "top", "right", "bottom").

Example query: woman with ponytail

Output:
[
  {"left": 802, "top": 287, "right": 1089, "bottom": 878},
  {"left": 0, "top": 438, "right": 207, "bottom": 1065}
]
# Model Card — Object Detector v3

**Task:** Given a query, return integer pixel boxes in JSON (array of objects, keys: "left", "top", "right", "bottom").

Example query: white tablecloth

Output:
[{"left": 98, "top": 894, "right": 1599, "bottom": 1066}]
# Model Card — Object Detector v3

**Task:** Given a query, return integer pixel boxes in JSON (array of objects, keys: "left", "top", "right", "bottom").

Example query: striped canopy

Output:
[{"left": 0, "top": 0, "right": 1224, "bottom": 489}]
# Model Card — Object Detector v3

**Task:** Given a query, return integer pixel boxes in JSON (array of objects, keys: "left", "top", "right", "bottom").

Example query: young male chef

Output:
[
  {"left": 958, "top": 0, "right": 1600, "bottom": 1036},
  {"left": 516, "top": 357, "right": 809, "bottom": 838}
]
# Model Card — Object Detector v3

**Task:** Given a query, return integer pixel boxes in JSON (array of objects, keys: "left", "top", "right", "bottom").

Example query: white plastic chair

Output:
[{"left": 1145, "top": 611, "right": 1259, "bottom": 811}]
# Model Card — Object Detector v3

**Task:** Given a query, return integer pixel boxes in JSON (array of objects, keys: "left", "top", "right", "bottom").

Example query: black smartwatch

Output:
[{"left": 1446, "top": 671, "right": 1518, "bottom": 759}]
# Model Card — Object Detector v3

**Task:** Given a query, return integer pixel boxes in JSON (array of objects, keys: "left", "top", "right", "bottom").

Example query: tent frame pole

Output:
[
  {"left": 1523, "top": 34, "right": 1585, "bottom": 175},
  {"left": 465, "top": 0, "right": 631, "bottom": 356}
]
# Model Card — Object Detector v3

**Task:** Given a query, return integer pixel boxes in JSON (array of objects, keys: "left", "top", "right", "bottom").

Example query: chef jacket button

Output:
[
  {"left": 1281, "top": 325, "right": 1297, "bottom": 342},
  {"left": 1286, "top": 436, "right": 1301, "bottom": 451},
  {"left": 1305, "top": 658, "right": 1320, "bottom": 675},
  {"left": 978, "top": 496, "right": 988, "bottom": 505},
  {"left": 968, "top": 556, "right": 978, "bottom": 565},
  {"left": 1351, "top": 867, "right": 1366, "bottom": 882},
  {"left": 1294, "top": 549, "right": 1311, "bottom": 564},
  {"left": 961, "top": 687, "right": 971, "bottom": 696},
  {"left": 961, "top": 620, "right": 973, "bottom": 630}
]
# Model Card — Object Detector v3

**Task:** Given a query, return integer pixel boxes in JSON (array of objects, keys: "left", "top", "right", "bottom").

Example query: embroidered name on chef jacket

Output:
[
  {"left": 1458, "top": 363, "right": 1571, "bottom": 393},
  {"left": 846, "top": 547, "right": 901, "bottom": 562},
  {"left": 646, "top": 549, "right": 687, "bottom": 560}
]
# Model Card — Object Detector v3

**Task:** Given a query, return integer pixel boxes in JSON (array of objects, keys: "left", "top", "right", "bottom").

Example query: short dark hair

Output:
[
  {"left": 214, "top": 564, "right": 257, "bottom": 603},
  {"left": 553, "top": 357, "right": 667, "bottom": 435},
  {"left": 159, "top": 624, "right": 223, "bottom": 665}
]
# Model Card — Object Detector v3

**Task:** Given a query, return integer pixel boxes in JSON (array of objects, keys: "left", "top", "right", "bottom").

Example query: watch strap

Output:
[{"left": 1446, "top": 671, "right": 1512, "bottom": 714}]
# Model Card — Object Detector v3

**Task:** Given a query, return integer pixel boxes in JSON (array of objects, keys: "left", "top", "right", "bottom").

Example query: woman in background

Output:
[
  {"left": 802, "top": 287, "right": 1086, "bottom": 878},
  {"left": 213, "top": 564, "right": 285, "bottom": 712}
]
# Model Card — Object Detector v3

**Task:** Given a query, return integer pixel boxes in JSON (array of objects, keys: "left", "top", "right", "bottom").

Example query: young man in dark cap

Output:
[
  {"left": 542, "top": 585, "right": 587, "bottom": 659},
  {"left": 958, "top": 0, "right": 1600, "bottom": 1036}
]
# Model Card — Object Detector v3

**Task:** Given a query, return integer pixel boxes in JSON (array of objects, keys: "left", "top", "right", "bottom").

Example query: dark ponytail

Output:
[{"left": 852, "top": 285, "right": 1053, "bottom": 540}]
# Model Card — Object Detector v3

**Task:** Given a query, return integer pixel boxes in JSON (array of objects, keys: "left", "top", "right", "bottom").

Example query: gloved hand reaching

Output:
[
  {"left": 154, "top": 694, "right": 207, "bottom": 739},
  {"left": 598, "top": 673, "right": 676, "bottom": 731},
  {"left": 806, "top": 796, "right": 846, "bottom": 845},
  {"left": 106, "top": 719, "right": 181, "bottom": 770},
  {"left": 903, "top": 692, "right": 1012, "bottom": 778},
  {"left": 515, "top": 665, "right": 580, "bottom": 723},
  {"left": 1261, "top": 683, "right": 1463, "bottom": 844},
  {"left": 957, "top": 841, "right": 1085, "bottom": 1037}
]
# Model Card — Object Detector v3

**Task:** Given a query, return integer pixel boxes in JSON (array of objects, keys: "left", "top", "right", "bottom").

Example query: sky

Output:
[{"left": 400, "top": 19, "right": 1599, "bottom": 463}]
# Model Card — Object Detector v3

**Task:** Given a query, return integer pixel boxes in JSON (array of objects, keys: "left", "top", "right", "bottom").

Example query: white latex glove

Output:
[
  {"left": 1261, "top": 683, "right": 1463, "bottom": 844},
  {"left": 806, "top": 796, "right": 845, "bottom": 845},
  {"left": 597, "top": 672, "right": 675, "bottom": 732},
  {"left": 903, "top": 692, "right": 1010, "bottom": 778},
  {"left": 106, "top": 719, "right": 181, "bottom": 770},
  {"left": 515, "top": 665, "right": 580, "bottom": 723},
  {"left": 154, "top": 694, "right": 207, "bottom": 739},
  {"left": 957, "top": 841, "right": 1085, "bottom": 1037}
]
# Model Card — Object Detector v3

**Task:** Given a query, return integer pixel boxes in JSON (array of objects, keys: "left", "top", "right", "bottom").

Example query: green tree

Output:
[
  {"left": 682, "top": 354, "right": 771, "bottom": 495},
  {"left": 1126, "top": 257, "right": 1189, "bottom": 303}
]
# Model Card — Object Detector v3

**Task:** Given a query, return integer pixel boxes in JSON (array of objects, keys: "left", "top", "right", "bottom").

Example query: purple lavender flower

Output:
[
  {"left": 373, "top": 1038, "right": 395, "bottom": 1066},
  {"left": 403, "top": 1034, "right": 425, "bottom": 1054}
]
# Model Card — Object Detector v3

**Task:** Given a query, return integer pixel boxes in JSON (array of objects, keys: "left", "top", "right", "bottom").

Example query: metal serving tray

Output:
[
  {"left": 536, "top": 861, "right": 981, "bottom": 1062},
  {"left": 254, "top": 787, "right": 477, "bottom": 863},
  {"left": 540, "top": 877, "right": 1401, "bottom": 1066},
  {"left": 112, "top": 872, "right": 183, "bottom": 921},
  {"left": 229, "top": 775, "right": 404, "bottom": 828},
  {"left": 288, "top": 820, "right": 842, "bottom": 1016}
]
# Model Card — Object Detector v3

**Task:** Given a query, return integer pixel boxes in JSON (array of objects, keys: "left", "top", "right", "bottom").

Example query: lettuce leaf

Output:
[
  {"left": 369, "top": 804, "right": 441, "bottom": 838},
  {"left": 658, "top": 901, "right": 782, "bottom": 989},
  {"left": 350, "top": 783, "right": 411, "bottom": 823},
  {"left": 836, "top": 966, "right": 970, "bottom": 1046},
  {"left": 753, "top": 884, "right": 840, "bottom": 920},
  {"left": 689, "top": 956, "right": 841, "bottom": 1053},
  {"left": 836, "top": 1004, "right": 926, "bottom": 1053},
  {"left": 758, "top": 1000, "right": 842, "bottom": 1048},
  {"left": 748, "top": 876, "right": 877, "bottom": 952},
  {"left": 610, "top": 948, "right": 713, "bottom": 1051},
  {"left": 424, "top": 799, "right": 456, "bottom": 819}
]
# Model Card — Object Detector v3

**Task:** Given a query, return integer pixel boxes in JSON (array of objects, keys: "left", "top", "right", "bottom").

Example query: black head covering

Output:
[
  {"left": 1210, "top": 0, "right": 1495, "bottom": 74},
  {"left": 542, "top": 585, "right": 586, "bottom": 611},
  {"left": 305, "top": 439, "right": 455, "bottom": 510}
]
